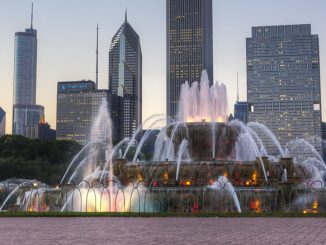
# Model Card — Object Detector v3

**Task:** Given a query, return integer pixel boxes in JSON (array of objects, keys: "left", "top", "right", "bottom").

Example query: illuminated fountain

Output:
[
  {"left": 178, "top": 70, "right": 228, "bottom": 123},
  {"left": 1, "top": 70, "right": 326, "bottom": 214}
]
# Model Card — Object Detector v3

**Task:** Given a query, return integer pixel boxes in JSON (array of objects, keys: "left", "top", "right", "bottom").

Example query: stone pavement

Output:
[{"left": 0, "top": 217, "right": 326, "bottom": 245}]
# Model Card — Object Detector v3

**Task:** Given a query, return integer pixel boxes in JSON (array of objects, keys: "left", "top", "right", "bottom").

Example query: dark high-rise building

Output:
[
  {"left": 36, "top": 118, "right": 56, "bottom": 141},
  {"left": 56, "top": 80, "right": 110, "bottom": 145},
  {"left": 0, "top": 107, "right": 5, "bottom": 136},
  {"left": 234, "top": 102, "right": 248, "bottom": 123},
  {"left": 12, "top": 5, "right": 44, "bottom": 137},
  {"left": 322, "top": 122, "right": 326, "bottom": 140},
  {"left": 167, "top": 0, "right": 213, "bottom": 118},
  {"left": 247, "top": 24, "right": 322, "bottom": 154},
  {"left": 109, "top": 13, "right": 142, "bottom": 141}
]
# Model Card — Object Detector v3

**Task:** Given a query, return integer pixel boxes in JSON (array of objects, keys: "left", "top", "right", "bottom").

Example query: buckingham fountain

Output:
[{"left": 1, "top": 70, "right": 326, "bottom": 214}]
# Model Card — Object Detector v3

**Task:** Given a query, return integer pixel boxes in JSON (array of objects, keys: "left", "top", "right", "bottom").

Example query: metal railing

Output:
[{"left": 1, "top": 180, "right": 326, "bottom": 214}]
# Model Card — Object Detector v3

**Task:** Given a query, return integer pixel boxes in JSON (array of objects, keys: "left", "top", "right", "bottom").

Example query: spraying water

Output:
[
  {"left": 209, "top": 176, "right": 241, "bottom": 213},
  {"left": 178, "top": 70, "right": 228, "bottom": 123},
  {"left": 176, "top": 139, "right": 190, "bottom": 181}
]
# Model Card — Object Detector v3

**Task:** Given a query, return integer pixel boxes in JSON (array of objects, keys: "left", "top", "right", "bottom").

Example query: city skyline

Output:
[{"left": 1, "top": 0, "right": 326, "bottom": 134}]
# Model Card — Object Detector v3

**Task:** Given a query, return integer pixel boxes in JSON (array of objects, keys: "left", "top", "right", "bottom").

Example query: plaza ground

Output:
[{"left": 1, "top": 217, "right": 326, "bottom": 244}]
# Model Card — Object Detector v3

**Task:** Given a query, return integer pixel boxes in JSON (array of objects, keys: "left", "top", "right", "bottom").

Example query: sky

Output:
[{"left": 0, "top": 0, "right": 326, "bottom": 134}]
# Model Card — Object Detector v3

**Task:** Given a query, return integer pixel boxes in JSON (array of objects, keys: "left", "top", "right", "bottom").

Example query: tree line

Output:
[{"left": 0, "top": 135, "right": 81, "bottom": 185}]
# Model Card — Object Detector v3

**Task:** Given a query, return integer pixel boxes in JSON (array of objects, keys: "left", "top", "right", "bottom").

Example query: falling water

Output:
[
  {"left": 248, "top": 122, "right": 285, "bottom": 157},
  {"left": 0, "top": 186, "right": 20, "bottom": 211},
  {"left": 161, "top": 122, "right": 182, "bottom": 161},
  {"left": 212, "top": 122, "right": 216, "bottom": 159},
  {"left": 176, "top": 139, "right": 190, "bottom": 181},
  {"left": 60, "top": 143, "right": 91, "bottom": 184},
  {"left": 132, "top": 118, "right": 167, "bottom": 162},
  {"left": 229, "top": 120, "right": 268, "bottom": 181},
  {"left": 100, "top": 137, "right": 130, "bottom": 181},
  {"left": 123, "top": 114, "right": 169, "bottom": 159},
  {"left": 209, "top": 176, "right": 241, "bottom": 213},
  {"left": 286, "top": 138, "right": 325, "bottom": 167},
  {"left": 153, "top": 126, "right": 168, "bottom": 161}
]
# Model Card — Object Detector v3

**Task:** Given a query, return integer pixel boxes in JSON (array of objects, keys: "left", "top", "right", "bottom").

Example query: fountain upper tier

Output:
[{"left": 166, "top": 122, "right": 239, "bottom": 161}]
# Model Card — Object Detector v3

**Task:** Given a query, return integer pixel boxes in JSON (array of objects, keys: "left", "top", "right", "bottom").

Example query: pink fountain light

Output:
[{"left": 178, "top": 70, "right": 228, "bottom": 123}]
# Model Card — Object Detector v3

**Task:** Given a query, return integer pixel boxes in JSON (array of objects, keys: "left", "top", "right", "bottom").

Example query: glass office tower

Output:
[
  {"left": 12, "top": 12, "right": 44, "bottom": 137},
  {"left": 109, "top": 14, "right": 142, "bottom": 141}
]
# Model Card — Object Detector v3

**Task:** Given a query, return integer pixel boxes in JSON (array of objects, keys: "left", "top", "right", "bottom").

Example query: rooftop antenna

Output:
[
  {"left": 237, "top": 72, "right": 239, "bottom": 102},
  {"left": 31, "top": 2, "right": 34, "bottom": 29},
  {"left": 95, "top": 24, "right": 99, "bottom": 89},
  {"left": 125, "top": 8, "right": 127, "bottom": 22}
]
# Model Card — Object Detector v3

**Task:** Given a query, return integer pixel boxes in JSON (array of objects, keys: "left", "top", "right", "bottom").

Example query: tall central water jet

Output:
[{"left": 178, "top": 70, "right": 228, "bottom": 123}]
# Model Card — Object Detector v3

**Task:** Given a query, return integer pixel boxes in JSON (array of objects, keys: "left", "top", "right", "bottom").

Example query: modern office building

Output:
[
  {"left": 12, "top": 5, "right": 45, "bottom": 137},
  {"left": 166, "top": 0, "right": 213, "bottom": 118},
  {"left": 322, "top": 122, "right": 326, "bottom": 162},
  {"left": 234, "top": 102, "right": 248, "bottom": 123},
  {"left": 0, "top": 107, "right": 6, "bottom": 136},
  {"left": 109, "top": 13, "right": 142, "bottom": 141},
  {"left": 56, "top": 80, "right": 110, "bottom": 145},
  {"left": 247, "top": 24, "right": 322, "bottom": 154}
]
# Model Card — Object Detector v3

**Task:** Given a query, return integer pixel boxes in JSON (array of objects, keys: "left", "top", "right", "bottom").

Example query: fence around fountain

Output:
[{"left": 1, "top": 180, "right": 326, "bottom": 214}]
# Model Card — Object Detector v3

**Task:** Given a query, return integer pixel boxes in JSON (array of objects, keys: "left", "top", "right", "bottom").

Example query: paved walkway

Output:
[{"left": 0, "top": 217, "right": 326, "bottom": 244}]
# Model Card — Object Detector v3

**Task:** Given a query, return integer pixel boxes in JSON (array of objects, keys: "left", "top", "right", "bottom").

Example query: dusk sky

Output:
[{"left": 0, "top": 0, "right": 325, "bottom": 134}]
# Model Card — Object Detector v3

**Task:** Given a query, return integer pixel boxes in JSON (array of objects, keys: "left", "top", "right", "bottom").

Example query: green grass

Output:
[{"left": 1, "top": 211, "right": 326, "bottom": 218}]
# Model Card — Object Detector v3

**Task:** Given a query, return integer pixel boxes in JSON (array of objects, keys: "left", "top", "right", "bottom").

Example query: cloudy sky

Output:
[{"left": 0, "top": 0, "right": 325, "bottom": 133}]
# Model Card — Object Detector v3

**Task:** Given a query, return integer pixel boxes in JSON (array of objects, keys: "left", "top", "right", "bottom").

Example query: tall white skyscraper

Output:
[{"left": 12, "top": 4, "right": 44, "bottom": 136}]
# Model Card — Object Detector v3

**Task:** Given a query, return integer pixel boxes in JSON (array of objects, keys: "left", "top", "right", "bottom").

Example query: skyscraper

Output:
[
  {"left": 56, "top": 80, "right": 110, "bottom": 145},
  {"left": 0, "top": 107, "right": 6, "bottom": 136},
  {"left": 166, "top": 0, "right": 213, "bottom": 118},
  {"left": 109, "top": 13, "right": 142, "bottom": 141},
  {"left": 12, "top": 4, "right": 44, "bottom": 136},
  {"left": 247, "top": 24, "right": 322, "bottom": 153}
]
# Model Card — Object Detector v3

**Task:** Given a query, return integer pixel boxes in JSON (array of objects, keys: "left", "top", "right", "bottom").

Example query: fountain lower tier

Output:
[
  {"left": 113, "top": 157, "right": 302, "bottom": 187},
  {"left": 0, "top": 157, "right": 319, "bottom": 213}
]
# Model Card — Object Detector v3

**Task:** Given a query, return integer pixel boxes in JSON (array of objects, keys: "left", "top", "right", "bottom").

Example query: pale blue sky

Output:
[{"left": 0, "top": 0, "right": 325, "bottom": 133}]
